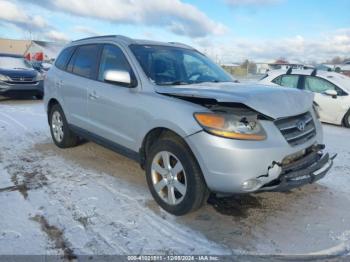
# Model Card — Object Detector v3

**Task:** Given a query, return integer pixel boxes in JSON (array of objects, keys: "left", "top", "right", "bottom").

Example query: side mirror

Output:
[
  {"left": 324, "top": 89, "right": 338, "bottom": 98},
  {"left": 104, "top": 70, "right": 132, "bottom": 87}
]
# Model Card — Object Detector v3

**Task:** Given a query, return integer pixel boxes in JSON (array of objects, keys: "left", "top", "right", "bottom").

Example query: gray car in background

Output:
[{"left": 44, "top": 35, "right": 334, "bottom": 215}]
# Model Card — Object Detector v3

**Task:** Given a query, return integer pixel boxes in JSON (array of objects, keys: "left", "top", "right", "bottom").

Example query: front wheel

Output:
[
  {"left": 145, "top": 136, "right": 209, "bottom": 215},
  {"left": 49, "top": 104, "right": 79, "bottom": 148}
]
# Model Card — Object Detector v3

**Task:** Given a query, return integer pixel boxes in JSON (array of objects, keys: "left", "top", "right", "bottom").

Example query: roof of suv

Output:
[{"left": 71, "top": 35, "right": 195, "bottom": 50}]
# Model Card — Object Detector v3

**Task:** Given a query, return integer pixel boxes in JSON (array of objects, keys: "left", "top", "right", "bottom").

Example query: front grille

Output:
[
  {"left": 275, "top": 112, "right": 316, "bottom": 146},
  {"left": 10, "top": 76, "right": 34, "bottom": 82},
  {"left": 6, "top": 76, "right": 37, "bottom": 85}
]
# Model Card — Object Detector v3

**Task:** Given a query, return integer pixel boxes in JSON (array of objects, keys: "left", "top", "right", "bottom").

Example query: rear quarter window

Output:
[{"left": 55, "top": 47, "right": 75, "bottom": 70}]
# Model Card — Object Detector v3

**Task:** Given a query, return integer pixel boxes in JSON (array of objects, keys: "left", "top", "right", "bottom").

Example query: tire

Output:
[
  {"left": 49, "top": 104, "right": 79, "bottom": 148},
  {"left": 35, "top": 94, "right": 43, "bottom": 100},
  {"left": 344, "top": 110, "right": 350, "bottom": 128},
  {"left": 145, "top": 136, "right": 209, "bottom": 215}
]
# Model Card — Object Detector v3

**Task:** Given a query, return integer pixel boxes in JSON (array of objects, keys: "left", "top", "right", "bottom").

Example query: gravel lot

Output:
[{"left": 0, "top": 98, "right": 349, "bottom": 259}]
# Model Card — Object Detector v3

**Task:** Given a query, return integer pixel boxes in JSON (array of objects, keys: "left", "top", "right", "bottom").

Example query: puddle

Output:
[
  {"left": 207, "top": 194, "right": 262, "bottom": 218},
  {"left": 31, "top": 215, "right": 77, "bottom": 261},
  {"left": 0, "top": 184, "right": 28, "bottom": 198}
]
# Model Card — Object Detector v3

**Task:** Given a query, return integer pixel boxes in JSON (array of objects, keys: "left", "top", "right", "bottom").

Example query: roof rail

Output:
[
  {"left": 168, "top": 42, "right": 194, "bottom": 49},
  {"left": 311, "top": 69, "right": 317, "bottom": 76},
  {"left": 286, "top": 67, "right": 292, "bottom": 75},
  {"left": 72, "top": 35, "right": 132, "bottom": 43}
]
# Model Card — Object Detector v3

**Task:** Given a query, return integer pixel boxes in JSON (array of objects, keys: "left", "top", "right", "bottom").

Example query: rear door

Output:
[
  {"left": 302, "top": 76, "right": 346, "bottom": 123},
  {"left": 62, "top": 44, "right": 101, "bottom": 129}
]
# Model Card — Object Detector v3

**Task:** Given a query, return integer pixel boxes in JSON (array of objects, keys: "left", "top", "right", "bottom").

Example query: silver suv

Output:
[{"left": 45, "top": 35, "right": 334, "bottom": 215}]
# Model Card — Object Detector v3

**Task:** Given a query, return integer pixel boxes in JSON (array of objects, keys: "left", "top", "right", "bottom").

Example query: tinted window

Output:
[
  {"left": 98, "top": 45, "right": 132, "bottom": 81},
  {"left": 304, "top": 76, "right": 337, "bottom": 93},
  {"left": 71, "top": 45, "right": 100, "bottom": 79},
  {"left": 273, "top": 75, "right": 299, "bottom": 88},
  {"left": 55, "top": 47, "right": 74, "bottom": 70}
]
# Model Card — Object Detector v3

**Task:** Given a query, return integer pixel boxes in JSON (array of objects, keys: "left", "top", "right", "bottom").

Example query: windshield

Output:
[
  {"left": 129, "top": 44, "right": 233, "bottom": 85},
  {"left": 0, "top": 57, "right": 33, "bottom": 70}
]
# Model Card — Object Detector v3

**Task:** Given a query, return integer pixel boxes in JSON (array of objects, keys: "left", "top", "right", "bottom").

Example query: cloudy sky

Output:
[{"left": 0, "top": 0, "right": 349, "bottom": 63}]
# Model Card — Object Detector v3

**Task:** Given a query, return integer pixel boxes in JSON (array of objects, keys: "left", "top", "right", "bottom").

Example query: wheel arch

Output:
[
  {"left": 342, "top": 107, "right": 350, "bottom": 127},
  {"left": 139, "top": 127, "right": 194, "bottom": 169},
  {"left": 47, "top": 98, "right": 60, "bottom": 123}
]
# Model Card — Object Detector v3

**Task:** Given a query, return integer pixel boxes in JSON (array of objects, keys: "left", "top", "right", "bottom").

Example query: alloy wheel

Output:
[
  {"left": 151, "top": 151, "right": 187, "bottom": 205},
  {"left": 51, "top": 111, "right": 64, "bottom": 143}
]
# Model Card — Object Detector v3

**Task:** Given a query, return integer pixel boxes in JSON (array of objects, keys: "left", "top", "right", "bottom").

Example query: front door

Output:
[
  {"left": 303, "top": 76, "right": 346, "bottom": 123},
  {"left": 87, "top": 44, "right": 139, "bottom": 150}
]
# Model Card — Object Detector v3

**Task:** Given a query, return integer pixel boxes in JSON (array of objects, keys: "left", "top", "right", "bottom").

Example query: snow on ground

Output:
[{"left": 0, "top": 99, "right": 350, "bottom": 259}]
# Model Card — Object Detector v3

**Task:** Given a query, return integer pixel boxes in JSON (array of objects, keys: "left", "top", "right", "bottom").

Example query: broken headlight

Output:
[{"left": 194, "top": 112, "right": 266, "bottom": 140}]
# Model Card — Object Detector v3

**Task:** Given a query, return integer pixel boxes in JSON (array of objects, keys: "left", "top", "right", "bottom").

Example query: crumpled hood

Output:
[{"left": 155, "top": 82, "right": 314, "bottom": 119}]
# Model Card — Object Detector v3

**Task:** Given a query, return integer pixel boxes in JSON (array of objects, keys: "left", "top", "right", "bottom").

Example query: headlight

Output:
[
  {"left": 35, "top": 73, "right": 44, "bottom": 81},
  {"left": 0, "top": 74, "right": 10, "bottom": 81},
  {"left": 194, "top": 112, "right": 266, "bottom": 140}
]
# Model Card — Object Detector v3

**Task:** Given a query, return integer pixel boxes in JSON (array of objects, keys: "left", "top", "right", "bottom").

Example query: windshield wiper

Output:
[{"left": 158, "top": 81, "right": 192, "bottom": 86}]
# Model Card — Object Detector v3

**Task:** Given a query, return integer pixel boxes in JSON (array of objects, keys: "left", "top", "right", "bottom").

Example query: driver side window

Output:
[
  {"left": 304, "top": 76, "right": 336, "bottom": 93},
  {"left": 98, "top": 44, "right": 132, "bottom": 82}
]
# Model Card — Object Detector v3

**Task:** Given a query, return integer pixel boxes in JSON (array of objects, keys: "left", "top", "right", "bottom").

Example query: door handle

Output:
[
  {"left": 89, "top": 91, "right": 99, "bottom": 100},
  {"left": 55, "top": 80, "right": 63, "bottom": 88}
]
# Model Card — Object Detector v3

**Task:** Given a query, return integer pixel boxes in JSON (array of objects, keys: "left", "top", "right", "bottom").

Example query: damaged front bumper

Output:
[
  {"left": 185, "top": 120, "right": 333, "bottom": 193},
  {"left": 259, "top": 146, "right": 335, "bottom": 192}
]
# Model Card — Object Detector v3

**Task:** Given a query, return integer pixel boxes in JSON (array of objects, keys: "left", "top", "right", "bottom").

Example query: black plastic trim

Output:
[{"left": 69, "top": 124, "right": 140, "bottom": 162}]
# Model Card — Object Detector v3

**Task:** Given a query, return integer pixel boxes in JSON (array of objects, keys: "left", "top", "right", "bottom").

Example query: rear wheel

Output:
[
  {"left": 49, "top": 104, "right": 79, "bottom": 148},
  {"left": 145, "top": 136, "right": 209, "bottom": 215},
  {"left": 344, "top": 110, "right": 350, "bottom": 128}
]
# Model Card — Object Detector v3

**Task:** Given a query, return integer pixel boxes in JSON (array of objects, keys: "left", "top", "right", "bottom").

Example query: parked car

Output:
[
  {"left": 259, "top": 69, "right": 350, "bottom": 127},
  {"left": 0, "top": 54, "right": 44, "bottom": 99},
  {"left": 44, "top": 36, "right": 334, "bottom": 215},
  {"left": 30, "top": 61, "right": 52, "bottom": 73}
]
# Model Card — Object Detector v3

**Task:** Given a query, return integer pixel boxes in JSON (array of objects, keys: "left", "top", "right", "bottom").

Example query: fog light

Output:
[{"left": 242, "top": 179, "right": 263, "bottom": 191}]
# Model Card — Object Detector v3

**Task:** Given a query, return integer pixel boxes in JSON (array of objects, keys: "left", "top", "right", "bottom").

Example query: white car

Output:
[{"left": 259, "top": 69, "right": 350, "bottom": 127}]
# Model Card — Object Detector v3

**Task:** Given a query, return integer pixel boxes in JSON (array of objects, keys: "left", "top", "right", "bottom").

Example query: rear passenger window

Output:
[
  {"left": 273, "top": 75, "right": 299, "bottom": 88},
  {"left": 98, "top": 45, "right": 132, "bottom": 81},
  {"left": 272, "top": 75, "right": 282, "bottom": 85},
  {"left": 71, "top": 45, "right": 100, "bottom": 79},
  {"left": 55, "top": 47, "right": 74, "bottom": 70}
]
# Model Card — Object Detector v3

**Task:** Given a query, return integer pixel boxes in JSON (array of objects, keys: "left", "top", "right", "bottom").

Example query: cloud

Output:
[
  {"left": 0, "top": 0, "right": 48, "bottom": 32},
  {"left": 44, "top": 30, "right": 69, "bottom": 42},
  {"left": 0, "top": 0, "right": 70, "bottom": 41},
  {"left": 225, "top": 0, "right": 282, "bottom": 6},
  {"left": 194, "top": 29, "right": 350, "bottom": 63},
  {"left": 72, "top": 25, "right": 100, "bottom": 37},
  {"left": 20, "top": 0, "right": 227, "bottom": 38}
]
